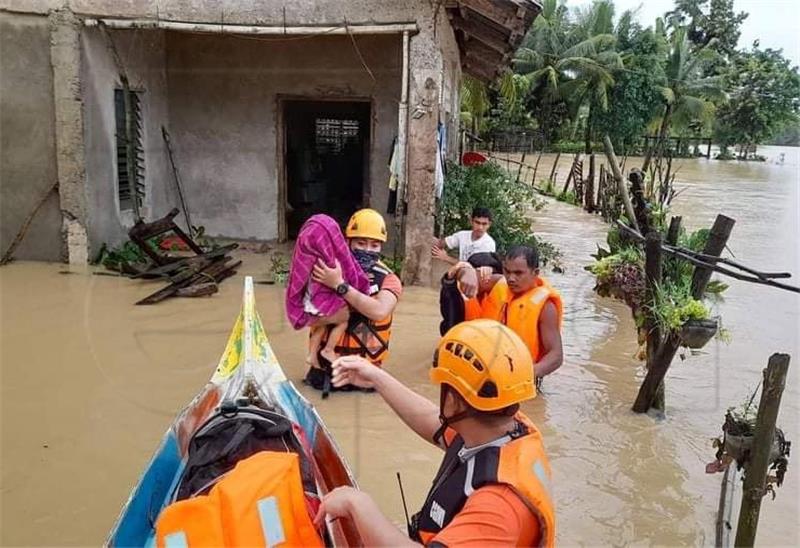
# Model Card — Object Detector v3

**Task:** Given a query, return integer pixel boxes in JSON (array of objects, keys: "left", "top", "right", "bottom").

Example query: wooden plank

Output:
[
  {"left": 450, "top": 15, "right": 511, "bottom": 53},
  {"left": 136, "top": 259, "right": 241, "bottom": 305},
  {"left": 130, "top": 244, "right": 238, "bottom": 278}
]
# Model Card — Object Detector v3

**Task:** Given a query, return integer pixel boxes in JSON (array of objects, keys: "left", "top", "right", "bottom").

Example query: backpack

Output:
[{"left": 173, "top": 401, "right": 317, "bottom": 501}]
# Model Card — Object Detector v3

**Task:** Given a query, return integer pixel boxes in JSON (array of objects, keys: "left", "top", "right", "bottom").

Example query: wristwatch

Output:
[{"left": 335, "top": 282, "right": 350, "bottom": 296}]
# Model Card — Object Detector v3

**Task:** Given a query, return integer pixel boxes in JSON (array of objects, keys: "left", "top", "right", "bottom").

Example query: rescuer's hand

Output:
[
  {"left": 457, "top": 264, "right": 479, "bottom": 298},
  {"left": 313, "top": 486, "right": 364, "bottom": 527},
  {"left": 331, "top": 355, "right": 383, "bottom": 388},
  {"left": 312, "top": 258, "right": 344, "bottom": 289}
]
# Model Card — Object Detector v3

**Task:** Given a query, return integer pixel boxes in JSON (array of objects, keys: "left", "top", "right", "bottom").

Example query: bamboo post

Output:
[
  {"left": 585, "top": 154, "right": 596, "bottom": 212},
  {"left": 548, "top": 152, "right": 561, "bottom": 183},
  {"left": 603, "top": 136, "right": 640, "bottom": 233},
  {"left": 515, "top": 150, "right": 527, "bottom": 184},
  {"left": 561, "top": 153, "right": 578, "bottom": 195},
  {"left": 734, "top": 353, "right": 791, "bottom": 547},
  {"left": 632, "top": 214, "right": 736, "bottom": 413},
  {"left": 531, "top": 150, "right": 543, "bottom": 185},
  {"left": 598, "top": 166, "right": 606, "bottom": 218}
]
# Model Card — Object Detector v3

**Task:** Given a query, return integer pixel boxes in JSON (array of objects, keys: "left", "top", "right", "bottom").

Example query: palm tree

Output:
[
  {"left": 514, "top": 0, "right": 623, "bottom": 152},
  {"left": 643, "top": 26, "right": 725, "bottom": 170}
]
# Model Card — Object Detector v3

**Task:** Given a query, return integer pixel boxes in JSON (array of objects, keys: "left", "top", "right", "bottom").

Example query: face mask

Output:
[{"left": 352, "top": 249, "right": 380, "bottom": 271}]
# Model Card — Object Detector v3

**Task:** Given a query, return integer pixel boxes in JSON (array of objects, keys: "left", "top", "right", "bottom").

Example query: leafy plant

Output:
[
  {"left": 647, "top": 281, "right": 710, "bottom": 332},
  {"left": 382, "top": 255, "right": 404, "bottom": 277},
  {"left": 268, "top": 253, "right": 290, "bottom": 286},
  {"left": 556, "top": 190, "right": 579, "bottom": 205}
]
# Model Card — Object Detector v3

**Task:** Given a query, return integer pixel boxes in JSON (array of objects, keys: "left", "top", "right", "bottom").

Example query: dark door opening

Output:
[{"left": 283, "top": 100, "right": 370, "bottom": 239}]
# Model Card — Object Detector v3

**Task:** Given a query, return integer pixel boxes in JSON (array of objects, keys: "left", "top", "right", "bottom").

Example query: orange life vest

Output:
[
  {"left": 155, "top": 451, "right": 323, "bottom": 548},
  {"left": 410, "top": 413, "right": 556, "bottom": 547},
  {"left": 481, "top": 277, "right": 563, "bottom": 363},
  {"left": 463, "top": 294, "right": 485, "bottom": 321},
  {"left": 332, "top": 261, "right": 394, "bottom": 365}
]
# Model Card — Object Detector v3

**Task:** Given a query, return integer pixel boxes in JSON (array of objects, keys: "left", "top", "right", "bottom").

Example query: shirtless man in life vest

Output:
[
  {"left": 456, "top": 245, "right": 564, "bottom": 381},
  {"left": 315, "top": 320, "right": 556, "bottom": 546}
]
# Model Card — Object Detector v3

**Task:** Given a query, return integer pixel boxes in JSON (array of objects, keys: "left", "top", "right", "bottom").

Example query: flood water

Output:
[{"left": 1, "top": 146, "right": 798, "bottom": 546}]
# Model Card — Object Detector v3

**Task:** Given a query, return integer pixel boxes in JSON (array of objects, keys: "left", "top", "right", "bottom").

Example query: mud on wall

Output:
[{"left": 0, "top": 11, "right": 62, "bottom": 261}]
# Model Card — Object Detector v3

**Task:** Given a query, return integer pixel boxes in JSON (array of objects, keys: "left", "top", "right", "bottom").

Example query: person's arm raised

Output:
[{"left": 331, "top": 356, "right": 441, "bottom": 446}]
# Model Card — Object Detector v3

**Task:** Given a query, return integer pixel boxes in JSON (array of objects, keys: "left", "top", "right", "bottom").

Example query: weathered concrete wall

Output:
[
  {"left": 2, "top": 0, "right": 432, "bottom": 25},
  {"left": 81, "top": 27, "right": 174, "bottom": 253},
  {"left": 0, "top": 11, "right": 62, "bottom": 261},
  {"left": 164, "top": 32, "right": 401, "bottom": 241}
]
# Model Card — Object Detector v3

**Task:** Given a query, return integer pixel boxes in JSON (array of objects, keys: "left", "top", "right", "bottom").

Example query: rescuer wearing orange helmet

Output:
[
  {"left": 315, "top": 319, "right": 556, "bottom": 546},
  {"left": 306, "top": 209, "right": 403, "bottom": 391}
]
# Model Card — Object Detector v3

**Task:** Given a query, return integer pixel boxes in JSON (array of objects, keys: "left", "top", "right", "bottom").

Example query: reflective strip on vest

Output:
[
  {"left": 257, "top": 496, "right": 286, "bottom": 547},
  {"left": 164, "top": 532, "right": 188, "bottom": 548},
  {"left": 532, "top": 459, "right": 552, "bottom": 496}
]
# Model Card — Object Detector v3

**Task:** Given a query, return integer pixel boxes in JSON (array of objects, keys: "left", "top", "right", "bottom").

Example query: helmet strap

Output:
[{"left": 433, "top": 386, "right": 475, "bottom": 445}]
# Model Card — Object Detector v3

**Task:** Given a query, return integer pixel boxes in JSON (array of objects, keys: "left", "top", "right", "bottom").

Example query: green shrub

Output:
[{"left": 440, "top": 161, "right": 561, "bottom": 267}]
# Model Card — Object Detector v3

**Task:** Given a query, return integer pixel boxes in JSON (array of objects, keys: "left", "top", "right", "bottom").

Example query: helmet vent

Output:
[
  {"left": 472, "top": 359, "right": 484, "bottom": 372},
  {"left": 432, "top": 349, "right": 440, "bottom": 368},
  {"left": 454, "top": 343, "right": 464, "bottom": 357},
  {"left": 478, "top": 381, "right": 498, "bottom": 398},
  {"left": 463, "top": 349, "right": 474, "bottom": 361}
]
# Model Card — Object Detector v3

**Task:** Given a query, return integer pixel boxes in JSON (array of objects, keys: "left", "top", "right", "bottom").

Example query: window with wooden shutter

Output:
[{"left": 114, "top": 88, "right": 145, "bottom": 212}]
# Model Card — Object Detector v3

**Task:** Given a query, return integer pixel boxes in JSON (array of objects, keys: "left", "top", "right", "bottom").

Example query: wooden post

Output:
[
  {"left": 515, "top": 150, "right": 527, "bottom": 184},
  {"left": 531, "top": 150, "right": 543, "bottom": 185},
  {"left": 644, "top": 231, "right": 665, "bottom": 411},
  {"left": 603, "top": 136, "right": 640, "bottom": 233},
  {"left": 548, "top": 152, "right": 561, "bottom": 184},
  {"left": 691, "top": 215, "right": 736, "bottom": 299},
  {"left": 598, "top": 165, "right": 606, "bottom": 217},
  {"left": 561, "top": 153, "right": 578, "bottom": 195},
  {"left": 734, "top": 353, "right": 791, "bottom": 547},
  {"left": 632, "top": 214, "right": 736, "bottom": 413},
  {"left": 666, "top": 216, "right": 682, "bottom": 246},
  {"left": 707, "top": 138, "right": 712, "bottom": 159},
  {"left": 585, "top": 153, "right": 596, "bottom": 212}
]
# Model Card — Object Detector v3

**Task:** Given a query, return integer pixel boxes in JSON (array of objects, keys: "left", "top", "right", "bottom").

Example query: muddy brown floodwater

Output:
[{"left": 1, "top": 146, "right": 798, "bottom": 546}]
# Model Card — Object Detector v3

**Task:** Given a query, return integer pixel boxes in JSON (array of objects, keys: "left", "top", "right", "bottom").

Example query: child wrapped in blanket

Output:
[{"left": 285, "top": 214, "right": 370, "bottom": 370}]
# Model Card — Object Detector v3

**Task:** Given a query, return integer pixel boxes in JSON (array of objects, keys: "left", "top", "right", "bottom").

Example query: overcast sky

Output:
[{"left": 567, "top": 0, "right": 800, "bottom": 66}]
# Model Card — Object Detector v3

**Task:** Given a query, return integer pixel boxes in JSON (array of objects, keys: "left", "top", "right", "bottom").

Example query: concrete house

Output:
[{"left": 1, "top": 0, "right": 540, "bottom": 283}]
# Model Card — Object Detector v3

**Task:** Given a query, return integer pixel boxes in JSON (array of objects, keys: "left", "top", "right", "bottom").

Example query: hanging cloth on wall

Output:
[{"left": 387, "top": 137, "right": 401, "bottom": 214}]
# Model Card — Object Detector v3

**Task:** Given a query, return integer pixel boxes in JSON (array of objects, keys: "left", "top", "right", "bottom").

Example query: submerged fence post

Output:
[
  {"left": 644, "top": 231, "right": 665, "bottom": 411},
  {"left": 734, "top": 353, "right": 790, "bottom": 547}
]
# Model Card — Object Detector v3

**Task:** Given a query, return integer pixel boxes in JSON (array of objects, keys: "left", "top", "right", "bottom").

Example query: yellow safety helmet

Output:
[
  {"left": 431, "top": 319, "right": 536, "bottom": 411},
  {"left": 345, "top": 208, "right": 388, "bottom": 242}
]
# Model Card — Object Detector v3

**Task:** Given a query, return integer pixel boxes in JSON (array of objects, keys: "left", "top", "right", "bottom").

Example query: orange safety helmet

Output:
[
  {"left": 345, "top": 208, "right": 388, "bottom": 242},
  {"left": 431, "top": 319, "right": 536, "bottom": 411}
]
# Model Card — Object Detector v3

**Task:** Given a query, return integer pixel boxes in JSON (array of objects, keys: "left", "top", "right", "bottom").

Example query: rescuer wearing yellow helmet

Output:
[
  {"left": 314, "top": 320, "right": 556, "bottom": 547},
  {"left": 307, "top": 209, "right": 403, "bottom": 391}
]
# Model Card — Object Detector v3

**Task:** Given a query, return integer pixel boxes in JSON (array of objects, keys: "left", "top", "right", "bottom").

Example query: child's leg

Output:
[
  {"left": 307, "top": 324, "right": 326, "bottom": 368},
  {"left": 320, "top": 321, "right": 347, "bottom": 364}
]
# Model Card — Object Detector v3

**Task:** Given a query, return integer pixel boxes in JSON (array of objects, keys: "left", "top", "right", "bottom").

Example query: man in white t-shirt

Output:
[{"left": 432, "top": 207, "right": 496, "bottom": 265}]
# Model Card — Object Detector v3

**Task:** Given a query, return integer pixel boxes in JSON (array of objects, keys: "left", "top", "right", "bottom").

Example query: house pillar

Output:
[
  {"left": 401, "top": 36, "right": 441, "bottom": 286},
  {"left": 49, "top": 8, "right": 89, "bottom": 264}
]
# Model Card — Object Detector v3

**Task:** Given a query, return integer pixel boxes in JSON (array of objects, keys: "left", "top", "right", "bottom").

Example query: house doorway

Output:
[{"left": 282, "top": 99, "right": 371, "bottom": 239}]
